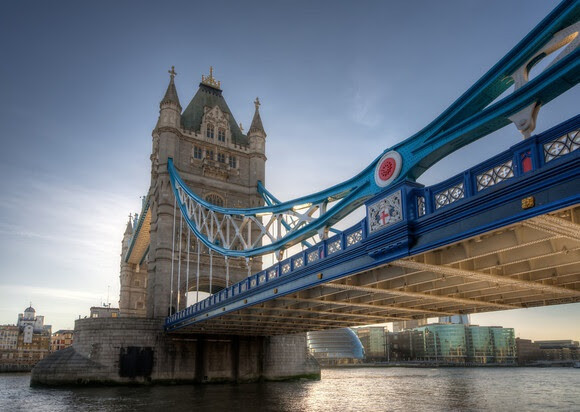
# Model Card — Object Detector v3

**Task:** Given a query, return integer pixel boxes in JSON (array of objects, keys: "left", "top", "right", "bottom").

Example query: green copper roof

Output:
[{"left": 181, "top": 84, "right": 248, "bottom": 146}]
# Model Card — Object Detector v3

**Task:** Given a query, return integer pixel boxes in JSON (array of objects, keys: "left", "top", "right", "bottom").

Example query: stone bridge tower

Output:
[{"left": 120, "top": 67, "right": 266, "bottom": 318}]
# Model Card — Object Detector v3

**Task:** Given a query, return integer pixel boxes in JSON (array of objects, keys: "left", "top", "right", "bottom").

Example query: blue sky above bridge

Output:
[{"left": 0, "top": 0, "right": 578, "bottom": 339}]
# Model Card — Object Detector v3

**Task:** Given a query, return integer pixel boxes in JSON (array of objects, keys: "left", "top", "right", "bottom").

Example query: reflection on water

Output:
[{"left": 1, "top": 367, "right": 579, "bottom": 411}]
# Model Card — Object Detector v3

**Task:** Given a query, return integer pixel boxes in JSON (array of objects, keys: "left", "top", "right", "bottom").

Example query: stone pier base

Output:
[{"left": 31, "top": 318, "right": 320, "bottom": 386}]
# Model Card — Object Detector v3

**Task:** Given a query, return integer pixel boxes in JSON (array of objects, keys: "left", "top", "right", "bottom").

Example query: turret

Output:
[
  {"left": 158, "top": 66, "right": 182, "bottom": 128},
  {"left": 122, "top": 214, "right": 134, "bottom": 250},
  {"left": 119, "top": 215, "right": 135, "bottom": 316},
  {"left": 248, "top": 97, "right": 267, "bottom": 186}
]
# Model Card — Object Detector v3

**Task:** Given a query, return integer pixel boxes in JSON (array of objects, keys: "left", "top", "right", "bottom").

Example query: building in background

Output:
[
  {"left": 490, "top": 327, "right": 517, "bottom": 364},
  {"left": 439, "top": 314, "right": 471, "bottom": 325},
  {"left": 516, "top": 338, "right": 542, "bottom": 365},
  {"left": 307, "top": 328, "right": 364, "bottom": 365},
  {"left": 51, "top": 330, "right": 74, "bottom": 352},
  {"left": 0, "top": 306, "right": 52, "bottom": 372},
  {"left": 355, "top": 327, "right": 387, "bottom": 361},
  {"left": 392, "top": 319, "right": 427, "bottom": 333},
  {"left": 90, "top": 306, "right": 120, "bottom": 318},
  {"left": 388, "top": 329, "right": 425, "bottom": 361},
  {"left": 386, "top": 323, "right": 516, "bottom": 365},
  {"left": 535, "top": 340, "right": 579, "bottom": 361},
  {"left": 0, "top": 325, "right": 19, "bottom": 351},
  {"left": 466, "top": 326, "right": 494, "bottom": 364},
  {"left": 415, "top": 323, "right": 468, "bottom": 363}
]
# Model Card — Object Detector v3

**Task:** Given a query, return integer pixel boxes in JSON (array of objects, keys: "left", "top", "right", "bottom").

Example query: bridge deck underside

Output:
[{"left": 175, "top": 206, "right": 580, "bottom": 336}]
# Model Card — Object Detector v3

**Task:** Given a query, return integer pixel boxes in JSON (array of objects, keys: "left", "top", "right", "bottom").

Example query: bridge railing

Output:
[
  {"left": 166, "top": 115, "right": 579, "bottom": 328},
  {"left": 165, "top": 220, "right": 370, "bottom": 326},
  {"left": 414, "top": 114, "right": 579, "bottom": 218}
]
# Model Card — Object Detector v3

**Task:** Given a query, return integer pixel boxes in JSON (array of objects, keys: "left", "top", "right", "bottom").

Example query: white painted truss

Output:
[{"left": 173, "top": 179, "right": 344, "bottom": 258}]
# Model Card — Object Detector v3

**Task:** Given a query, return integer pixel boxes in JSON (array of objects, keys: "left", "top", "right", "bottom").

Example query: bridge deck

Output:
[
  {"left": 166, "top": 118, "right": 580, "bottom": 335},
  {"left": 168, "top": 205, "right": 579, "bottom": 336}
]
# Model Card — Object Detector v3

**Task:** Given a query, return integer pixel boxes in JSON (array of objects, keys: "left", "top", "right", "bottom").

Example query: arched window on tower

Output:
[
  {"left": 205, "top": 193, "right": 225, "bottom": 207},
  {"left": 206, "top": 124, "right": 215, "bottom": 139}
]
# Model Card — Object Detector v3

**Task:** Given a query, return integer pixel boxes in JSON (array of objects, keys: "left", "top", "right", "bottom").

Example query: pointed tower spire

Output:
[
  {"left": 248, "top": 97, "right": 266, "bottom": 137},
  {"left": 158, "top": 66, "right": 182, "bottom": 128},
  {"left": 124, "top": 214, "right": 133, "bottom": 236},
  {"left": 248, "top": 97, "right": 267, "bottom": 186},
  {"left": 160, "top": 66, "right": 181, "bottom": 109}
]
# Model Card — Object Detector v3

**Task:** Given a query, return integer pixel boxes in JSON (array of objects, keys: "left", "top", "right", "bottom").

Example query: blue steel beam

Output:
[
  {"left": 169, "top": 1, "right": 580, "bottom": 258},
  {"left": 257, "top": 180, "right": 314, "bottom": 248}
]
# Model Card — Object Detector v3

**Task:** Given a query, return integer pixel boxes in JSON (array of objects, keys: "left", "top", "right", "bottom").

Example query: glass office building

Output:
[
  {"left": 355, "top": 327, "right": 387, "bottom": 360},
  {"left": 490, "top": 327, "right": 516, "bottom": 364},
  {"left": 307, "top": 328, "right": 365, "bottom": 365},
  {"left": 415, "top": 324, "right": 467, "bottom": 363},
  {"left": 466, "top": 326, "right": 494, "bottom": 364},
  {"left": 392, "top": 323, "right": 516, "bottom": 364}
]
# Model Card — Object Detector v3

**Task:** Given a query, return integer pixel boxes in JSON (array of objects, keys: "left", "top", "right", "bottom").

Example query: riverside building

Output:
[
  {"left": 307, "top": 328, "right": 365, "bottom": 365},
  {"left": 0, "top": 306, "right": 52, "bottom": 372},
  {"left": 51, "top": 330, "right": 74, "bottom": 352},
  {"left": 387, "top": 323, "right": 516, "bottom": 365},
  {"left": 355, "top": 326, "right": 387, "bottom": 361}
]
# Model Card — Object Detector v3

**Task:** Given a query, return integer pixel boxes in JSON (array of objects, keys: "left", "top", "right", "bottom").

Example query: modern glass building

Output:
[
  {"left": 466, "top": 326, "right": 494, "bottom": 364},
  {"left": 438, "top": 314, "right": 470, "bottom": 325},
  {"left": 490, "top": 327, "right": 516, "bottom": 364},
  {"left": 307, "top": 328, "right": 365, "bottom": 365},
  {"left": 355, "top": 326, "right": 387, "bottom": 360},
  {"left": 390, "top": 323, "right": 516, "bottom": 364},
  {"left": 415, "top": 324, "right": 467, "bottom": 363}
]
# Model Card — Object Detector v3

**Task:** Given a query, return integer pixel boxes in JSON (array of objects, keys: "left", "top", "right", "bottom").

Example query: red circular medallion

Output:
[{"left": 378, "top": 158, "right": 396, "bottom": 181}]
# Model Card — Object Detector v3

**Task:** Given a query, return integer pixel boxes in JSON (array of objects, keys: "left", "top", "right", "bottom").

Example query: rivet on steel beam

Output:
[{"left": 522, "top": 196, "right": 535, "bottom": 209}]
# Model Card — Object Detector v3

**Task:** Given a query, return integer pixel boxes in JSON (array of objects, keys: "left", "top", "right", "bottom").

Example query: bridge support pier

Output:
[{"left": 30, "top": 318, "right": 320, "bottom": 386}]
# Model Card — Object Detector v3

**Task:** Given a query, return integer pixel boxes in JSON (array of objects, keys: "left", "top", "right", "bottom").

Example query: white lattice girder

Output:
[{"left": 175, "top": 182, "right": 339, "bottom": 256}]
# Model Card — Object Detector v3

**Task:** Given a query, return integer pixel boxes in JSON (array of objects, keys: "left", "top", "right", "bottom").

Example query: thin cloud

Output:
[
  {"left": 351, "top": 87, "right": 383, "bottom": 128},
  {"left": 1, "top": 284, "right": 102, "bottom": 302},
  {"left": 347, "top": 61, "right": 387, "bottom": 128}
]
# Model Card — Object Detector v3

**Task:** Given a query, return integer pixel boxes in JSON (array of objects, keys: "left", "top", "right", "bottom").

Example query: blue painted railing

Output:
[{"left": 165, "top": 115, "right": 579, "bottom": 328}]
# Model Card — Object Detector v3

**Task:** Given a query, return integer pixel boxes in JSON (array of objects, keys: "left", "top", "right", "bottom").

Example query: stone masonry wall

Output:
[
  {"left": 263, "top": 334, "right": 321, "bottom": 380},
  {"left": 31, "top": 318, "right": 320, "bottom": 386}
]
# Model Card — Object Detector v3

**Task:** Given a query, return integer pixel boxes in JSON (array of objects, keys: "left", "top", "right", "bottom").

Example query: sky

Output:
[{"left": 0, "top": 1, "right": 578, "bottom": 340}]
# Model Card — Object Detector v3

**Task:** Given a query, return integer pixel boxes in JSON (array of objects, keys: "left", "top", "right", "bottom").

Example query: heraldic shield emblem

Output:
[{"left": 367, "top": 190, "right": 403, "bottom": 234}]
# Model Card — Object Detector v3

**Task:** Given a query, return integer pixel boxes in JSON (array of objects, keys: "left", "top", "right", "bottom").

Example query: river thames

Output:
[{"left": 1, "top": 367, "right": 579, "bottom": 411}]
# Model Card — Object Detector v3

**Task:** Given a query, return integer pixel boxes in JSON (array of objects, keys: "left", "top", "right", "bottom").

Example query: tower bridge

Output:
[{"left": 32, "top": 1, "right": 579, "bottom": 386}]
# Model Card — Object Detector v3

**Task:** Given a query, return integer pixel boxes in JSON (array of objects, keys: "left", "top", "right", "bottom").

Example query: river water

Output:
[{"left": 1, "top": 367, "right": 579, "bottom": 411}]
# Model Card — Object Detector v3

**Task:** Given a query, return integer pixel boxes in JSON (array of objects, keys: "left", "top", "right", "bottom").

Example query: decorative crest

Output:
[
  {"left": 239, "top": 122, "right": 244, "bottom": 132},
  {"left": 168, "top": 65, "right": 177, "bottom": 79},
  {"left": 201, "top": 66, "right": 221, "bottom": 89}
]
